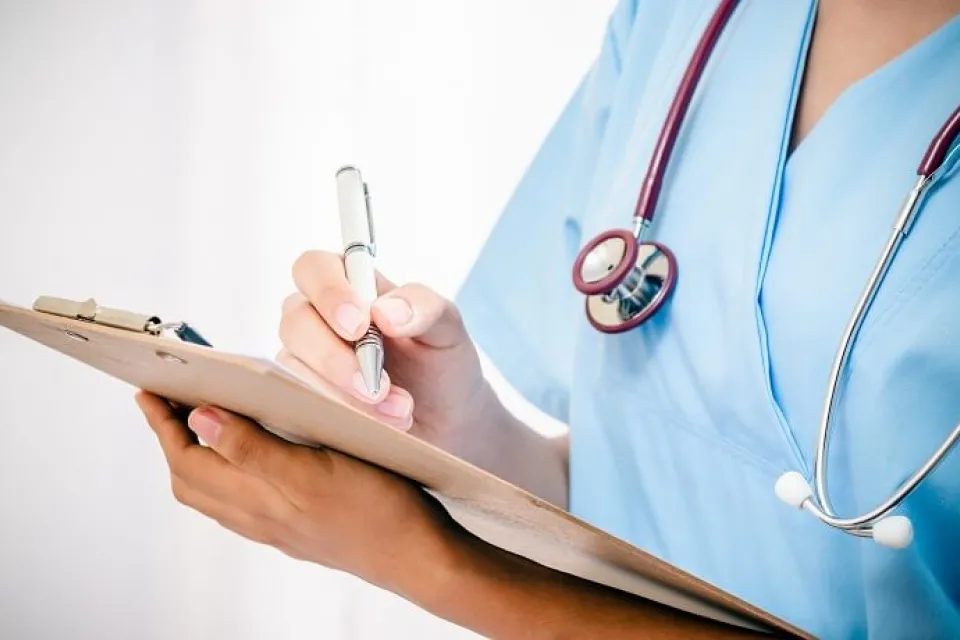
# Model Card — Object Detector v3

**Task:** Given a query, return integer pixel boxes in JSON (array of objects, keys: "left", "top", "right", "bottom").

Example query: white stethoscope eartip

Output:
[
  {"left": 775, "top": 471, "right": 813, "bottom": 508},
  {"left": 775, "top": 472, "right": 914, "bottom": 549},
  {"left": 871, "top": 515, "right": 914, "bottom": 549}
]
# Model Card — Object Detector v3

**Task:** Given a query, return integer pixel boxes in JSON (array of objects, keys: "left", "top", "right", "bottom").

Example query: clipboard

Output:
[{"left": 0, "top": 295, "right": 813, "bottom": 639}]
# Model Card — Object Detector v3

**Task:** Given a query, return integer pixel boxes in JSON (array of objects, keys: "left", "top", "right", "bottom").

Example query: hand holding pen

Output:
[
  {"left": 274, "top": 165, "right": 567, "bottom": 503},
  {"left": 279, "top": 163, "right": 476, "bottom": 421}
]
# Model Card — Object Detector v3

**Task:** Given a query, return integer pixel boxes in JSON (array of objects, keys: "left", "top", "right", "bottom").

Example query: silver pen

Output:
[{"left": 335, "top": 165, "right": 384, "bottom": 395}]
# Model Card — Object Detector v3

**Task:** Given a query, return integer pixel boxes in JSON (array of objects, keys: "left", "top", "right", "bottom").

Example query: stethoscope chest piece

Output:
[
  {"left": 573, "top": 228, "right": 678, "bottom": 333},
  {"left": 565, "top": 0, "right": 960, "bottom": 547}
]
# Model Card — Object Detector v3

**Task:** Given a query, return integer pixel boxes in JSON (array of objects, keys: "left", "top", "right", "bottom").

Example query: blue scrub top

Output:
[{"left": 455, "top": 1, "right": 960, "bottom": 637}]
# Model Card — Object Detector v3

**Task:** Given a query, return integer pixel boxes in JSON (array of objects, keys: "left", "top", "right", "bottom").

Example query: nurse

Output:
[{"left": 135, "top": 0, "right": 960, "bottom": 637}]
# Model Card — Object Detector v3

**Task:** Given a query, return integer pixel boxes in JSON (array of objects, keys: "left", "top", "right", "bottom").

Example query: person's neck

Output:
[
  {"left": 816, "top": 0, "right": 960, "bottom": 42},
  {"left": 789, "top": 0, "right": 959, "bottom": 152},
  {"left": 814, "top": 0, "right": 960, "bottom": 80}
]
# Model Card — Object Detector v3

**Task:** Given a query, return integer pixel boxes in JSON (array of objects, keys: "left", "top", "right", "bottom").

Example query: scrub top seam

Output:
[
  {"left": 751, "top": 0, "right": 818, "bottom": 478},
  {"left": 623, "top": 402, "right": 789, "bottom": 478},
  {"left": 847, "top": 218, "right": 960, "bottom": 360}
]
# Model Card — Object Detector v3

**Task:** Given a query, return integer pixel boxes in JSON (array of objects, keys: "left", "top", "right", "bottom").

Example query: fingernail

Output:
[
  {"left": 188, "top": 408, "right": 221, "bottom": 444},
  {"left": 376, "top": 297, "right": 413, "bottom": 327},
  {"left": 336, "top": 303, "right": 364, "bottom": 337},
  {"left": 377, "top": 391, "right": 413, "bottom": 421}
]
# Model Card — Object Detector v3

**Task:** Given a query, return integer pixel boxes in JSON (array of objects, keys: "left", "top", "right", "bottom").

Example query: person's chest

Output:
[
  {"left": 564, "top": 3, "right": 960, "bottom": 634},
  {"left": 571, "top": 0, "right": 960, "bottom": 495}
]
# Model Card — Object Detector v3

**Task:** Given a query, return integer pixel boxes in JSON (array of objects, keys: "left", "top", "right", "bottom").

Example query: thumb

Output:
[
  {"left": 370, "top": 283, "right": 468, "bottom": 349},
  {"left": 187, "top": 406, "right": 296, "bottom": 479}
]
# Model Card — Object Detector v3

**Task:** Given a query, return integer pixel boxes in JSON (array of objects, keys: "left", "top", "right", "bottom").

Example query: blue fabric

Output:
[{"left": 455, "top": 1, "right": 960, "bottom": 637}]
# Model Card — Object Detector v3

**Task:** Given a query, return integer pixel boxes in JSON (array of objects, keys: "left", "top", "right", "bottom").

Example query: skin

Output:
[
  {"left": 136, "top": 1, "right": 960, "bottom": 637},
  {"left": 790, "top": 0, "right": 960, "bottom": 151}
]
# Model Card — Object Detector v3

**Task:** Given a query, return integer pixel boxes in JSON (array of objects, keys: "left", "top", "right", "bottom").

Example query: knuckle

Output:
[
  {"left": 292, "top": 251, "right": 342, "bottom": 300},
  {"left": 411, "top": 282, "right": 450, "bottom": 312},
  {"left": 281, "top": 298, "right": 315, "bottom": 334},
  {"left": 404, "top": 282, "right": 459, "bottom": 324},
  {"left": 165, "top": 452, "right": 190, "bottom": 480},
  {"left": 281, "top": 291, "right": 304, "bottom": 315},
  {"left": 444, "top": 301, "right": 465, "bottom": 328},
  {"left": 278, "top": 499, "right": 302, "bottom": 524},
  {"left": 230, "top": 434, "right": 260, "bottom": 469},
  {"left": 277, "top": 304, "right": 300, "bottom": 347},
  {"left": 314, "top": 282, "right": 351, "bottom": 313},
  {"left": 278, "top": 304, "right": 323, "bottom": 354},
  {"left": 170, "top": 476, "right": 189, "bottom": 505},
  {"left": 291, "top": 250, "right": 320, "bottom": 282},
  {"left": 277, "top": 544, "right": 304, "bottom": 561},
  {"left": 249, "top": 522, "right": 279, "bottom": 546},
  {"left": 262, "top": 499, "right": 300, "bottom": 528}
]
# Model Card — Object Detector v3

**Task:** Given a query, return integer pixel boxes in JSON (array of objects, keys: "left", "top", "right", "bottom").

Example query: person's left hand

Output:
[{"left": 135, "top": 390, "right": 460, "bottom": 596}]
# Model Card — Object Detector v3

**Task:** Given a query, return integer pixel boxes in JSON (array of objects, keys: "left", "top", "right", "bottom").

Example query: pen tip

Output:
[{"left": 357, "top": 343, "right": 383, "bottom": 396}]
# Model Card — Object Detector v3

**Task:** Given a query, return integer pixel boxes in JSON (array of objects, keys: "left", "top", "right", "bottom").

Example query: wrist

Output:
[
  {"left": 443, "top": 378, "right": 516, "bottom": 464},
  {"left": 406, "top": 520, "right": 518, "bottom": 636},
  {"left": 447, "top": 380, "right": 569, "bottom": 508},
  {"left": 385, "top": 498, "right": 484, "bottom": 613},
  {"left": 405, "top": 521, "right": 598, "bottom": 639},
  {"left": 403, "top": 522, "right": 743, "bottom": 640}
]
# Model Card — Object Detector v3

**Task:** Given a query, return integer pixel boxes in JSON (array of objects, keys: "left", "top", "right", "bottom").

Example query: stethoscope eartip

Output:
[
  {"left": 774, "top": 471, "right": 813, "bottom": 508},
  {"left": 872, "top": 515, "right": 914, "bottom": 549},
  {"left": 775, "top": 471, "right": 914, "bottom": 549}
]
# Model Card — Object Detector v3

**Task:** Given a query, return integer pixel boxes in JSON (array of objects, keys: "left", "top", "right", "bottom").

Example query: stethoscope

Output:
[{"left": 571, "top": 0, "right": 960, "bottom": 549}]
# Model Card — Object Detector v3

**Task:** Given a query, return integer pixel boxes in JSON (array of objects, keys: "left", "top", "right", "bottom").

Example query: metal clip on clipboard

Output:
[{"left": 32, "top": 296, "right": 212, "bottom": 347}]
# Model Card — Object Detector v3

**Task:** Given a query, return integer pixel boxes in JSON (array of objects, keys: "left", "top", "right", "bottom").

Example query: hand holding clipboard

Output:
[{"left": 0, "top": 167, "right": 811, "bottom": 639}]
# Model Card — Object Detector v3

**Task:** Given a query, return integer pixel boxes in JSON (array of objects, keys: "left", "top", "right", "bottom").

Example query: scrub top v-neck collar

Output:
[
  {"left": 760, "top": 12, "right": 960, "bottom": 475},
  {"left": 453, "top": 2, "right": 960, "bottom": 636}
]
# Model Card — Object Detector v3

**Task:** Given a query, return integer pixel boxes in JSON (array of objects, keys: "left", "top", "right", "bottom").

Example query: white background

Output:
[{"left": 0, "top": 1, "right": 613, "bottom": 638}]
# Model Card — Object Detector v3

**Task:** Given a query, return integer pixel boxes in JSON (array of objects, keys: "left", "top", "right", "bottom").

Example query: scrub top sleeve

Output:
[{"left": 454, "top": 0, "right": 637, "bottom": 423}]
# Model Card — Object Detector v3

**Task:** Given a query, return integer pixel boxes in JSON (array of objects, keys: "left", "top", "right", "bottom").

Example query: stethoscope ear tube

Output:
[
  {"left": 775, "top": 155, "right": 960, "bottom": 548},
  {"left": 570, "top": 0, "right": 742, "bottom": 333},
  {"left": 570, "top": 0, "right": 960, "bottom": 548},
  {"left": 917, "top": 105, "right": 960, "bottom": 176}
]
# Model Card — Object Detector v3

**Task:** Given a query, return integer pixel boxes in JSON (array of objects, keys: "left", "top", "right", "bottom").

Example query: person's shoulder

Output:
[{"left": 604, "top": 0, "right": 727, "bottom": 69}]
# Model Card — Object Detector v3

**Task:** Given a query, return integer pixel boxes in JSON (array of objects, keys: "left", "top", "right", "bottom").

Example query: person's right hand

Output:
[{"left": 277, "top": 250, "right": 500, "bottom": 459}]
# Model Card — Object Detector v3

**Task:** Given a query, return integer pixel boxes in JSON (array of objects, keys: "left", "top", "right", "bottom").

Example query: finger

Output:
[
  {"left": 292, "top": 250, "right": 395, "bottom": 341},
  {"left": 276, "top": 348, "right": 414, "bottom": 430},
  {"left": 137, "top": 391, "right": 216, "bottom": 478},
  {"left": 275, "top": 344, "right": 344, "bottom": 393},
  {"left": 371, "top": 283, "right": 467, "bottom": 349},
  {"left": 137, "top": 391, "right": 194, "bottom": 455},
  {"left": 286, "top": 268, "right": 396, "bottom": 316},
  {"left": 279, "top": 292, "right": 391, "bottom": 403},
  {"left": 137, "top": 392, "right": 294, "bottom": 517},
  {"left": 281, "top": 291, "right": 304, "bottom": 315},
  {"left": 186, "top": 405, "right": 310, "bottom": 484}
]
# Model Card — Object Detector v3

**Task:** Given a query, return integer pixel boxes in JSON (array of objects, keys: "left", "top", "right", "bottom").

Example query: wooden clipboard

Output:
[{"left": 0, "top": 295, "right": 813, "bottom": 639}]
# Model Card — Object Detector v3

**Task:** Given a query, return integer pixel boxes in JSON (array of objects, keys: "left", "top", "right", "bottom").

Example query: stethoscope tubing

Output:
[
  {"left": 809, "top": 145, "right": 960, "bottom": 532},
  {"left": 571, "top": 0, "right": 960, "bottom": 547}
]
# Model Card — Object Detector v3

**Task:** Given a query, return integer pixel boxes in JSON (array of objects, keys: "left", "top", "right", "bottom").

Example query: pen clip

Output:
[{"left": 363, "top": 180, "right": 376, "bottom": 257}]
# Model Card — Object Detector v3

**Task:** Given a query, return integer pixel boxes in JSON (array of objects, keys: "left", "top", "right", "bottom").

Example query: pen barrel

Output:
[
  {"left": 344, "top": 249, "right": 378, "bottom": 304},
  {"left": 335, "top": 165, "right": 373, "bottom": 248}
]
